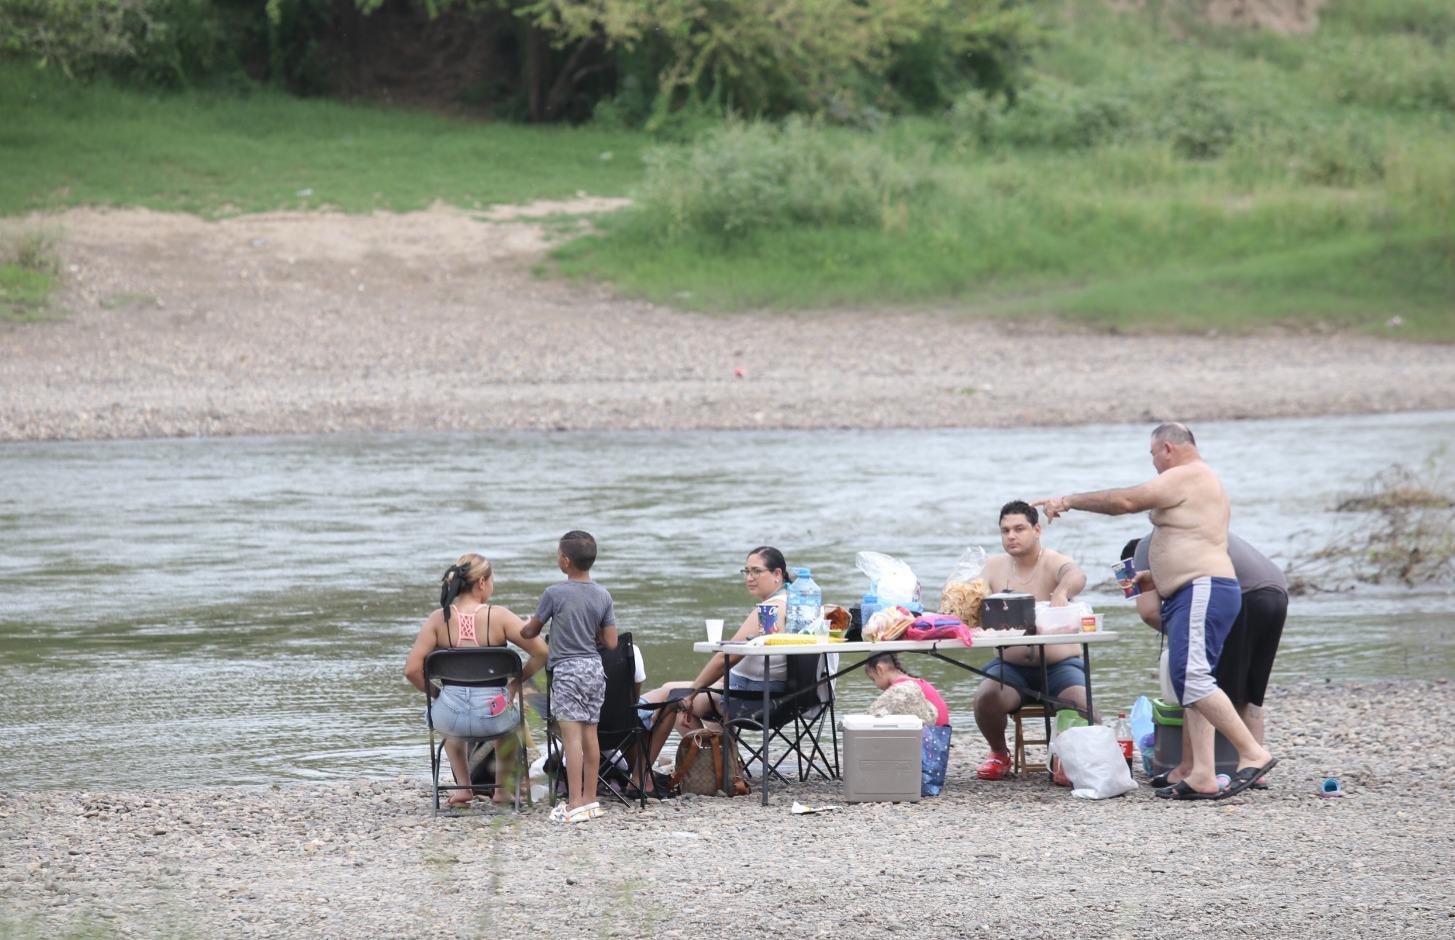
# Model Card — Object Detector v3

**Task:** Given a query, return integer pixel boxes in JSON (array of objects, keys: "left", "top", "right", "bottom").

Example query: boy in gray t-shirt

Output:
[{"left": 520, "top": 530, "right": 618, "bottom": 823}]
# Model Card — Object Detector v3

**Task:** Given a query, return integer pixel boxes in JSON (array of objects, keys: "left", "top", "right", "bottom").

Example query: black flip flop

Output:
[
  {"left": 1149, "top": 772, "right": 1174, "bottom": 789},
  {"left": 1155, "top": 780, "right": 1222, "bottom": 801},
  {"left": 1223, "top": 757, "right": 1279, "bottom": 798}
]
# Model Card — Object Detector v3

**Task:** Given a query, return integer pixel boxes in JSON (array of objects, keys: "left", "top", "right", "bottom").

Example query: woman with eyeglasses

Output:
[{"left": 631, "top": 546, "right": 793, "bottom": 788}]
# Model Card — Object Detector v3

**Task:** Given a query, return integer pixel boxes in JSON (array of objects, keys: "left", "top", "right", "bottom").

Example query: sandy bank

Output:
[
  {"left": 3, "top": 207, "right": 1454, "bottom": 441},
  {"left": 3, "top": 679, "right": 1452, "bottom": 938}
]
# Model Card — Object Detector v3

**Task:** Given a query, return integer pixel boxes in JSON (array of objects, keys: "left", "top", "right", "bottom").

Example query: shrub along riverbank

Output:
[{"left": 2, "top": 1, "right": 1452, "bottom": 339}]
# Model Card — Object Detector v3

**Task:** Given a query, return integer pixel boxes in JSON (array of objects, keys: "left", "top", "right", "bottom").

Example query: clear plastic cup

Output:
[{"left": 704, "top": 619, "right": 725, "bottom": 643}]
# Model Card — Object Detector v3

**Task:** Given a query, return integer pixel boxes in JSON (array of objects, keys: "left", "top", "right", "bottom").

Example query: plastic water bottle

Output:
[
  {"left": 786, "top": 567, "right": 822, "bottom": 634},
  {"left": 859, "top": 593, "right": 880, "bottom": 634},
  {"left": 1114, "top": 712, "right": 1134, "bottom": 770}
]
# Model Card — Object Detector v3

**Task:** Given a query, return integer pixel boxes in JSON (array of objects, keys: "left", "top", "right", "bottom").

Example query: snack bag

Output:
[{"left": 939, "top": 545, "right": 989, "bottom": 626}]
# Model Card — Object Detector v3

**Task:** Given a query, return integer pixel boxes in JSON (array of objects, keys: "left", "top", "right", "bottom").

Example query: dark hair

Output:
[
  {"left": 440, "top": 553, "right": 491, "bottom": 630},
  {"left": 1000, "top": 499, "right": 1038, "bottom": 526},
  {"left": 865, "top": 652, "right": 915, "bottom": 676},
  {"left": 559, "top": 530, "right": 598, "bottom": 571},
  {"left": 748, "top": 545, "right": 792, "bottom": 583},
  {"left": 1120, "top": 538, "right": 1141, "bottom": 563},
  {"left": 1151, "top": 422, "right": 1196, "bottom": 446}
]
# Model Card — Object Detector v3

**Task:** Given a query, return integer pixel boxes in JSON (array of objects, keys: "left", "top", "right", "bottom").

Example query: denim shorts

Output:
[
  {"left": 425, "top": 685, "right": 520, "bottom": 740},
  {"left": 983, "top": 656, "right": 1086, "bottom": 704}
]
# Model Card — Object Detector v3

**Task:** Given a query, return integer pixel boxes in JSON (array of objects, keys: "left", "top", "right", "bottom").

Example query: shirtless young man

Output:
[
  {"left": 1034, "top": 423, "right": 1278, "bottom": 800},
  {"left": 972, "top": 500, "right": 1088, "bottom": 780}
]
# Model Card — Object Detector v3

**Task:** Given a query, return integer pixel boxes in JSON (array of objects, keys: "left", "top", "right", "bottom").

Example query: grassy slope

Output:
[
  {"left": 553, "top": 1, "right": 1455, "bottom": 340},
  {"left": 1, "top": 1, "right": 1451, "bottom": 339},
  {"left": 0, "top": 64, "right": 647, "bottom": 215}
]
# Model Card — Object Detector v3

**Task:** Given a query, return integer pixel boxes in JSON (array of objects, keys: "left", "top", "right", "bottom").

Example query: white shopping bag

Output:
[{"left": 1049, "top": 725, "right": 1136, "bottom": 799}]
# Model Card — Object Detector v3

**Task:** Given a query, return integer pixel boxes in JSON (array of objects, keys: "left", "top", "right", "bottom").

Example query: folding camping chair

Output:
[
  {"left": 423, "top": 647, "right": 528, "bottom": 816},
  {"left": 545, "top": 633, "right": 672, "bottom": 809},
  {"left": 594, "top": 633, "right": 653, "bottom": 808},
  {"left": 718, "top": 652, "right": 839, "bottom": 784}
]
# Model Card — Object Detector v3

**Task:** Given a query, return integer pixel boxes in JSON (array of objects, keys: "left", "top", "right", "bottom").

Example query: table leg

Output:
[
  {"left": 1039, "top": 647, "right": 1054, "bottom": 782},
  {"left": 1081, "top": 641, "right": 1096, "bottom": 721},
  {"left": 720, "top": 652, "right": 732, "bottom": 796},
  {"left": 761, "top": 673, "right": 772, "bottom": 806}
]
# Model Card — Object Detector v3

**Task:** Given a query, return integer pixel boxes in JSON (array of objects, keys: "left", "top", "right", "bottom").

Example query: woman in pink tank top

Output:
[{"left": 405, "top": 553, "right": 548, "bottom": 807}]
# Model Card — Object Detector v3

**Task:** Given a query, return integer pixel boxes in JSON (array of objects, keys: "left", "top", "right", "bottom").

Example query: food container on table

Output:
[
  {"left": 981, "top": 592, "right": 1037, "bottom": 633},
  {"left": 1034, "top": 601, "right": 1093, "bottom": 635}
]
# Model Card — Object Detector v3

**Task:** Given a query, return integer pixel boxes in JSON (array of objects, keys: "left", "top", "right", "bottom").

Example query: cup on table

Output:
[
  {"left": 1112, "top": 558, "right": 1141, "bottom": 597},
  {"left": 704, "top": 618, "right": 725, "bottom": 644},
  {"left": 756, "top": 603, "right": 780, "bottom": 635}
]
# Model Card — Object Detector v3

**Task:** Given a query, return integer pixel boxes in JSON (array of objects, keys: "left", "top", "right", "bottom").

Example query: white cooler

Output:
[{"left": 841, "top": 714, "right": 923, "bottom": 803}]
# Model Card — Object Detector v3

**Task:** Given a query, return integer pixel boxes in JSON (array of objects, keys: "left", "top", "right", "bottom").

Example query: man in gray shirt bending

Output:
[{"left": 1125, "top": 532, "right": 1288, "bottom": 788}]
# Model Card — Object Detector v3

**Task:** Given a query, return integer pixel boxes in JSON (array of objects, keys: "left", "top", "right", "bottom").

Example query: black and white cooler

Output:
[{"left": 841, "top": 714, "right": 923, "bottom": 803}]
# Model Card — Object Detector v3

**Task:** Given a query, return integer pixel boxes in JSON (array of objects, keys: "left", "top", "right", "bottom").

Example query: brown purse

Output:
[{"left": 670, "top": 728, "right": 750, "bottom": 797}]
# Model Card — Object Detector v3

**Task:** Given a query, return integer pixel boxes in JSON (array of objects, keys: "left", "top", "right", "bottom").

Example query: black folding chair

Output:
[
  {"left": 719, "top": 653, "right": 839, "bottom": 784},
  {"left": 544, "top": 633, "right": 673, "bottom": 809},
  {"left": 594, "top": 633, "right": 653, "bottom": 808},
  {"left": 423, "top": 648, "right": 527, "bottom": 816}
]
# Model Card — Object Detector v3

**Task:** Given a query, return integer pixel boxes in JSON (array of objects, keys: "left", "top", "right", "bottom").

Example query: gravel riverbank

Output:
[
  {"left": 4, "top": 678, "right": 1452, "bottom": 939},
  {"left": 3, "top": 207, "right": 1455, "bottom": 441}
]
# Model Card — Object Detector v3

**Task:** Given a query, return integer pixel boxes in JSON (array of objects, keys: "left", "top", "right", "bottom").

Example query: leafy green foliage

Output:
[{"left": 513, "top": 0, "right": 1040, "bottom": 125}]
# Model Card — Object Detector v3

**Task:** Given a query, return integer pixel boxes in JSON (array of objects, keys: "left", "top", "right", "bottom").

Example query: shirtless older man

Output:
[
  {"left": 972, "top": 499, "right": 1088, "bottom": 781},
  {"left": 1034, "top": 423, "right": 1277, "bottom": 800}
]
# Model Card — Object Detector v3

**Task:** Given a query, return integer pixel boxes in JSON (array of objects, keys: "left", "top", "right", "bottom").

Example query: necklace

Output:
[{"left": 1010, "top": 547, "right": 1043, "bottom": 585}]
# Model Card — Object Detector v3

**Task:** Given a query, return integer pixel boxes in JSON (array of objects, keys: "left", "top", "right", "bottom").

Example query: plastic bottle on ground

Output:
[
  {"left": 786, "top": 567, "right": 822, "bottom": 634},
  {"left": 1114, "top": 712, "right": 1134, "bottom": 770}
]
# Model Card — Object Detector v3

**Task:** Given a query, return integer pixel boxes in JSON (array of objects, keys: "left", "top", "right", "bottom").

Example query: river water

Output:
[{"left": 2, "top": 412, "right": 1452, "bottom": 790}]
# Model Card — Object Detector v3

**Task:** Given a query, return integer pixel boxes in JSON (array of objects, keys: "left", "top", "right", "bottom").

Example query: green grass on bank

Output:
[
  {"left": 0, "top": 263, "right": 56, "bottom": 321},
  {"left": 553, "top": 0, "right": 1455, "bottom": 340},
  {"left": 0, "top": 229, "right": 61, "bottom": 322},
  {"left": 0, "top": 63, "right": 647, "bottom": 216}
]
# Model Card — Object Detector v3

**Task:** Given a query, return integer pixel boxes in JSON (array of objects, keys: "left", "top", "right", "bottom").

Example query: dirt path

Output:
[{"left": 3, "top": 205, "right": 1453, "bottom": 441}]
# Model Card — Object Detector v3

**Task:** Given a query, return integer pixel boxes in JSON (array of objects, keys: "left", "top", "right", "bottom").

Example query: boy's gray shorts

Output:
[{"left": 551, "top": 657, "right": 606, "bottom": 723}]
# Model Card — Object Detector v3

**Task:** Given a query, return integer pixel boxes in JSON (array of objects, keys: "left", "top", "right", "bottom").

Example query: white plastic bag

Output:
[
  {"left": 1048, "top": 725, "right": 1136, "bottom": 799},
  {"left": 855, "top": 551, "right": 922, "bottom": 611}
]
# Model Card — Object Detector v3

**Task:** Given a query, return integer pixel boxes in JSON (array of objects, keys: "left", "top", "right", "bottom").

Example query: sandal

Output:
[{"left": 975, "top": 752, "right": 1013, "bottom": 781}]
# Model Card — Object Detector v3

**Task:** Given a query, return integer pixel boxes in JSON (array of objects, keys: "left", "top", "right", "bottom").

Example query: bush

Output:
[
  {"left": 1294, "top": 123, "right": 1387, "bottom": 187},
  {"left": 1155, "top": 71, "right": 1244, "bottom": 160},
  {"left": 1294, "top": 456, "right": 1455, "bottom": 590},
  {"left": 1321, "top": 34, "right": 1455, "bottom": 112},
  {"left": 634, "top": 118, "right": 930, "bottom": 240},
  {"left": 519, "top": 0, "right": 1039, "bottom": 126},
  {"left": 989, "top": 79, "right": 1134, "bottom": 150},
  {"left": 1322, "top": 0, "right": 1455, "bottom": 46}
]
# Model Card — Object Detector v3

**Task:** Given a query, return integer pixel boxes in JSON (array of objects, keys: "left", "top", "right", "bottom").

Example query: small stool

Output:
[{"left": 1012, "top": 705, "right": 1050, "bottom": 775}]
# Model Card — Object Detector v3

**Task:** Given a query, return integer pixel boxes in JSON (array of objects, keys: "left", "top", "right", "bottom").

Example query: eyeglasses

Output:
[{"left": 739, "top": 566, "right": 771, "bottom": 579}]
